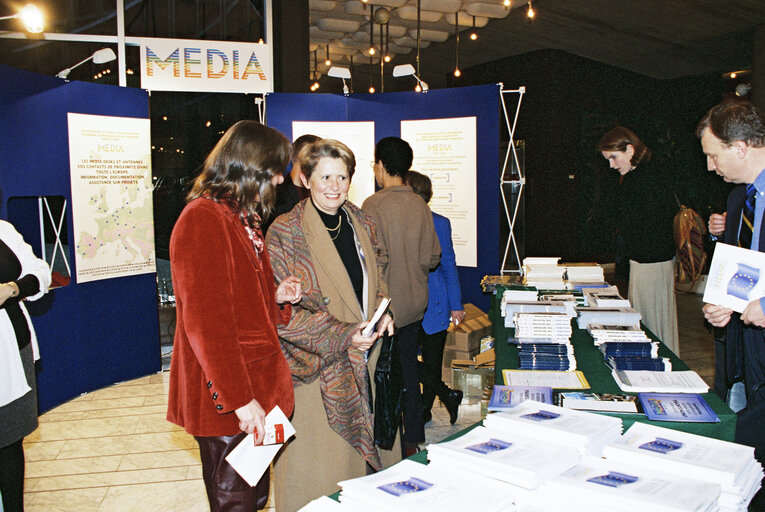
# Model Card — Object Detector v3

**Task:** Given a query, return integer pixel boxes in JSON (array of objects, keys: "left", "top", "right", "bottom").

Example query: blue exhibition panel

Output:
[
  {"left": 266, "top": 84, "right": 500, "bottom": 310},
  {"left": 0, "top": 64, "right": 160, "bottom": 412}
]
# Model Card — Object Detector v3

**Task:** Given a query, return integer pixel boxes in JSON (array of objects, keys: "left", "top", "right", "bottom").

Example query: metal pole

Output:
[{"left": 116, "top": 0, "right": 126, "bottom": 86}]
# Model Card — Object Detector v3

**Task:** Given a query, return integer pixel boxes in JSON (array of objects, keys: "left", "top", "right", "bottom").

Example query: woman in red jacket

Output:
[{"left": 167, "top": 120, "right": 302, "bottom": 511}]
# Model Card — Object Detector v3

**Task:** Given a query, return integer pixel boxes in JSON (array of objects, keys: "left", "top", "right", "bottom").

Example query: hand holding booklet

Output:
[
  {"left": 703, "top": 242, "right": 765, "bottom": 312},
  {"left": 225, "top": 406, "right": 295, "bottom": 487},
  {"left": 361, "top": 297, "right": 391, "bottom": 337}
]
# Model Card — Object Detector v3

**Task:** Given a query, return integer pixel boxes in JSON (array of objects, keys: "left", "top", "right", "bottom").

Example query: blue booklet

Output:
[
  {"left": 638, "top": 393, "right": 720, "bottom": 423},
  {"left": 488, "top": 385, "right": 553, "bottom": 411}
]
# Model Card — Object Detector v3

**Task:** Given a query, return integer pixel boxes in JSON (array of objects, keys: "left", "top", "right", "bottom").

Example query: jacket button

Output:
[
  {"left": 216, "top": 405, "right": 223, "bottom": 410},
  {"left": 322, "top": 296, "right": 330, "bottom": 305},
  {"left": 212, "top": 392, "right": 218, "bottom": 400},
  {"left": 207, "top": 381, "right": 213, "bottom": 388}
]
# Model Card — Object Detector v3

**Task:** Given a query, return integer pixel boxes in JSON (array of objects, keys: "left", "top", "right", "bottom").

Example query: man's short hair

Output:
[
  {"left": 375, "top": 136, "right": 413, "bottom": 178},
  {"left": 292, "top": 134, "right": 321, "bottom": 162},
  {"left": 696, "top": 99, "right": 765, "bottom": 147},
  {"left": 407, "top": 170, "right": 432, "bottom": 203}
]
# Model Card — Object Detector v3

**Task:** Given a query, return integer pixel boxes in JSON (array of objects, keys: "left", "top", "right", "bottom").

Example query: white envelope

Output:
[{"left": 224, "top": 405, "right": 295, "bottom": 487}]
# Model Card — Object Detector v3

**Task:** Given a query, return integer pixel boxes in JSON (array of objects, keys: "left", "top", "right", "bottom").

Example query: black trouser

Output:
[
  {"left": 418, "top": 328, "right": 451, "bottom": 411},
  {"left": 396, "top": 321, "right": 425, "bottom": 444},
  {"left": 195, "top": 433, "right": 270, "bottom": 512},
  {"left": 0, "top": 438, "right": 25, "bottom": 512}
]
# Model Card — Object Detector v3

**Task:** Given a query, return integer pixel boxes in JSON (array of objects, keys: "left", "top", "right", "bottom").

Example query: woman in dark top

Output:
[
  {"left": 0, "top": 220, "right": 51, "bottom": 512},
  {"left": 597, "top": 126, "right": 679, "bottom": 353}
]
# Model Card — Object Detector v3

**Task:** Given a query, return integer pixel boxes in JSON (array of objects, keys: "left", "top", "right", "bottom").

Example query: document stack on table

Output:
[
  {"left": 531, "top": 456, "right": 722, "bottom": 512},
  {"left": 564, "top": 262, "right": 605, "bottom": 284},
  {"left": 587, "top": 319, "right": 670, "bottom": 371},
  {"left": 336, "top": 459, "right": 517, "bottom": 512},
  {"left": 483, "top": 400, "right": 623, "bottom": 456},
  {"left": 576, "top": 306, "right": 642, "bottom": 330},
  {"left": 512, "top": 312, "right": 576, "bottom": 371},
  {"left": 602, "top": 423, "right": 764, "bottom": 511},
  {"left": 523, "top": 257, "right": 566, "bottom": 289},
  {"left": 612, "top": 369, "right": 709, "bottom": 394},
  {"left": 426, "top": 425, "right": 581, "bottom": 489}
]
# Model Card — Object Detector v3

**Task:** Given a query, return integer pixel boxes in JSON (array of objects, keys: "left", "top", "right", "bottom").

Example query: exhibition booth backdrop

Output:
[
  {"left": 0, "top": 64, "right": 160, "bottom": 413},
  {"left": 266, "top": 83, "right": 501, "bottom": 311}
]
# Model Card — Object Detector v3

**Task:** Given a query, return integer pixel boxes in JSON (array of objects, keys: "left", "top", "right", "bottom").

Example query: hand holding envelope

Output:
[{"left": 225, "top": 405, "right": 295, "bottom": 487}]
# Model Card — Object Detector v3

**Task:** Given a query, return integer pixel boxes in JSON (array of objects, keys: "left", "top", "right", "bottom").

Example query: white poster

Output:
[
  {"left": 401, "top": 117, "right": 477, "bottom": 267},
  {"left": 140, "top": 37, "right": 273, "bottom": 93},
  {"left": 67, "top": 113, "right": 156, "bottom": 283},
  {"left": 291, "top": 121, "right": 376, "bottom": 206}
]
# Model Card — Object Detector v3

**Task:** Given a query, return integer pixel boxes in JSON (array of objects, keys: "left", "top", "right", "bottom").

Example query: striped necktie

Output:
[{"left": 739, "top": 184, "right": 757, "bottom": 249}]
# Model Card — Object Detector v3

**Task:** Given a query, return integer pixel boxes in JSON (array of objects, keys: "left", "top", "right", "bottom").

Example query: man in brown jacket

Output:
[{"left": 362, "top": 136, "right": 441, "bottom": 456}]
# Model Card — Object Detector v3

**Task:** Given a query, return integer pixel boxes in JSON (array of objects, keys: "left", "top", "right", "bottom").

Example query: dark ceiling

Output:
[{"left": 0, "top": 0, "right": 763, "bottom": 90}]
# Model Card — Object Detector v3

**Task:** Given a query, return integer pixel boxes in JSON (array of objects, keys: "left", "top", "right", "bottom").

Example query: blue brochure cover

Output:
[
  {"left": 488, "top": 385, "right": 553, "bottom": 410},
  {"left": 638, "top": 393, "right": 720, "bottom": 423}
]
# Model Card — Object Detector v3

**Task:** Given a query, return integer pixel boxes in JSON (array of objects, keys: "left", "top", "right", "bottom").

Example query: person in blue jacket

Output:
[{"left": 407, "top": 170, "right": 466, "bottom": 425}]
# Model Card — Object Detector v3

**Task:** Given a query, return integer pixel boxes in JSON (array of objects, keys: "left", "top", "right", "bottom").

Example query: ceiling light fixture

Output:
[
  {"left": 56, "top": 48, "right": 116, "bottom": 79},
  {"left": 324, "top": 45, "right": 331, "bottom": 66},
  {"left": 328, "top": 66, "right": 351, "bottom": 95},
  {"left": 527, "top": 1, "right": 535, "bottom": 19},
  {"left": 393, "top": 63, "right": 428, "bottom": 93},
  {"left": 384, "top": 23, "right": 391, "bottom": 62},
  {"left": 470, "top": 16, "right": 478, "bottom": 40},
  {"left": 453, "top": 11, "right": 460, "bottom": 77},
  {"left": 369, "top": 4, "right": 376, "bottom": 55},
  {"left": 0, "top": 4, "right": 44, "bottom": 33},
  {"left": 503, "top": 0, "right": 511, "bottom": 8}
]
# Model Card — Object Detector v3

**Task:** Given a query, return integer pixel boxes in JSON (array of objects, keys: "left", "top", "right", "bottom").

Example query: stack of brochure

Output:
[
  {"left": 599, "top": 341, "right": 659, "bottom": 358},
  {"left": 531, "top": 456, "right": 721, "bottom": 512},
  {"left": 538, "top": 289, "right": 586, "bottom": 307},
  {"left": 503, "top": 301, "right": 573, "bottom": 328},
  {"left": 483, "top": 400, "right": 623, "bottom": 456},
  {"left": 488, "top": 385, "right": 553, "bottom": 411},
  {"left": 602, "top": 422, "right": 764, "bottom": 511},
  {"left": 588, "top": 324, "right": 651, "bottom": 345},
  {"left": 583, "top": 286, "right": 631, "bottom": 308},
  {"left": 607, "top": 356, "right": 671, "bottom": 371},
  {"left": 337, "top": 459, "right": 517, "bottom": 511},
  {"left": 426, "top": 426, "right": 581, "bottom": 489},
  {"left": 564, "top": 263, "right": 605, "bottom": 283},
  {"left": 612, "top": 369, "right": 709, "bottom": 394},
  {"left": 576, "top": 307, "right": 642, "bottom": 330},
  {"left": 518, "top": 344, "right": 576, "bottom": 371},
  {"left": 514, "top": 312, "right": 572, "bottom": 339},
  {"left": 523, "top": 257, "right": 566, "bottom": 289}
]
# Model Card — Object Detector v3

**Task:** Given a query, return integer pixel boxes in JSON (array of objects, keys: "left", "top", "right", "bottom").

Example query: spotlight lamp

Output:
[
  {"left": 324, "top": 45, "right": 331, "bottom": 66},
  {"left": 392, "top": 63, "right": 428, "bottom": 92},
  {"left": 454, "top": 68, "right": 461, "bottom": 77},
  {"left": 368, "top": 86, "right": 375, "bottom": 93},
  {"left": 56, "top": 48, "right": 117, "bottom": 79},
  {"left": 470, "top": 16, "right": 478, "bottom": 40},
  {"left": 0, "top": 4, "right": 44, "bottom": 33},
  {"left": 328, "top": 66, "right": 351, "bottom": 95},
  {"left": 503, "top": 0, "right": 511, "bottom": 8},
  {"left": 527, "top": 1, "right": 535, "bottom": 19}
]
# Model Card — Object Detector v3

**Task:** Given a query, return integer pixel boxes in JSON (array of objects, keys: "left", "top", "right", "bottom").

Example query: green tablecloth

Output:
[{"left": 490, "top": 286, "right": 736, "bottom": 440}]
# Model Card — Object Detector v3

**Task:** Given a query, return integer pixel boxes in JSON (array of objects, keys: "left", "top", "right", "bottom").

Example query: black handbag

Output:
[{"left": 373, "top": 332, "right": 403, "bottom": 449}]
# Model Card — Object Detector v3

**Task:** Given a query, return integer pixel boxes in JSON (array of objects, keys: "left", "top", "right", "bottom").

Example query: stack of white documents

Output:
[
  {"left": 483, "top": 400, "right": 623, "bottom": 456},
  {"left": 602, "top": 422, "right": 764, "bottom": 511},
  {"left": 531, "top": 455, "right": 721, "bottom": 512},
  {"left": 337, "top": 459, "right": 517, "bottom": 511},
  {"left": 564, "top": 263, "right": 605, "bottom": 283},
  {"left": 576, "top": 306, "right": 642, "bottom": 330},
  {"left": 426, "top": 425, "right": 580, "bottom": 489},
  {"left": 504, "top": 301, "right": 573, "bottom": 328}
]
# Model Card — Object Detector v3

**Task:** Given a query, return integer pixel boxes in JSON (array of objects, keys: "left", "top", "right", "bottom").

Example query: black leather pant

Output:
[{"left": 195, "top": 433, "right": 270, "bottom": 512}]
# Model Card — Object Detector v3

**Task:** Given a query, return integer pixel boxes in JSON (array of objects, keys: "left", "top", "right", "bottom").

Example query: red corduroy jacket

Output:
[{"left": 167, "top": 198, "right": 294, "bottom": 436}]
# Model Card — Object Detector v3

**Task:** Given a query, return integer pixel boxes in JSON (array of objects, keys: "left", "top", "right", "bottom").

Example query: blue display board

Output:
[
  {"left": 266, "top": 84, "right": 500, "bottom": 311},
  {"left": 0, "top": 64, "right": 160, "bottom": 412}
]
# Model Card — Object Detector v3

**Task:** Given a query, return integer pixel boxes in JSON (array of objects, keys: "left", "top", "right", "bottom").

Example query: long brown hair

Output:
[
  {"left": 596, "top": 126, "right": 652, "bottom": 167},
  {"left": 187, "top": 121, "right": 290, "bottom": 226}
]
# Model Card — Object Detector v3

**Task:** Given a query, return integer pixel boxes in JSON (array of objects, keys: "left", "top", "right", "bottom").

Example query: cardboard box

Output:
[
  {"left": 446, "top": 303, "right": 493, "bottom": 351},
  {"left": 474, "top": 347, "right": 495, "bottom": 366}
]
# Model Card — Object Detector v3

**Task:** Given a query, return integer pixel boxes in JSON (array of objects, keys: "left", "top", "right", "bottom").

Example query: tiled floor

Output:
[{"left": 20, "top": 292, "right": 715, "bottom": 511}]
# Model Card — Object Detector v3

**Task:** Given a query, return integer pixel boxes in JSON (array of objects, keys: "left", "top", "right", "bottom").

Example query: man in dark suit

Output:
[{"left": 699, "top": 99, "right": 765, "bottom": 465}]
